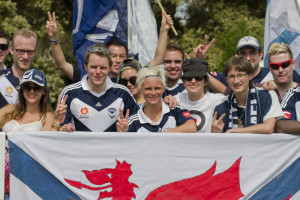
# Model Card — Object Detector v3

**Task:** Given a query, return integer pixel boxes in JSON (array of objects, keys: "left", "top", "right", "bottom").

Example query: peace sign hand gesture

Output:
[
  {"left": 46, "top": 11, "right": 59, "bottom": 41},
  {"left": 54, "top": 94, "right": 68, "bottom": 124},
  {"left": 116, "top": 109, "right": 129, "bottom": 132},
  {"left": 211, "top": 111, "right": 226, "bottom": 133},
  {"left": 193, "top": 35, "right": 215, "bottom": 59}
]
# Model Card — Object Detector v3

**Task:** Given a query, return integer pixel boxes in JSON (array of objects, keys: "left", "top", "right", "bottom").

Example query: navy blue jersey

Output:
[
  {"left": 280, "top": 87, "right": 300, "bottom": 120},
  {"left": 211, "top": 88, "right": 283, "bottom": 132},
  {"left": 210, "top": 72, "right": 229, "bottom": 87},
  {"left": 61, "top": 75, "right": 139, "bottom": 132},
  {"left": 163, "top": 82, "right": 186, "bottom": 97},
  {"left": 127, "top": 101, "right": 194, "bottom": 132},
  {"left": 0, "top": 68, "right": 20, "bottom": 108}
]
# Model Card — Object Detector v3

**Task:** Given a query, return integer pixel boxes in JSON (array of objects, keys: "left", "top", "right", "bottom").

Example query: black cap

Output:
[{"left": 182, "top": 58, "right": 208, "bottom": 78}]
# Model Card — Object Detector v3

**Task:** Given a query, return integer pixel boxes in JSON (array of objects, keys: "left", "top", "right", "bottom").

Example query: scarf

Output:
[{"left": 227, "top": 87, "right": 262, "bottom": 130}]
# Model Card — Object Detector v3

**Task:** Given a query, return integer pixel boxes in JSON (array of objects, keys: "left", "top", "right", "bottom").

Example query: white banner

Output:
[
  {"left": 0, "top": 132, "right": 5, "bottom": 200},
  {"left": 7, "top": 132, "right": 300, "bottom": 199}
]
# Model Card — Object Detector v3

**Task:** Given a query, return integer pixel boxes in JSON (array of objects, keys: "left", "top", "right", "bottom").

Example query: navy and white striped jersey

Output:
[
  {"left": 0, "top": 68, "right": 20, "bottom": 108},
  {"left": 60, "top": 75, "right": 139, "bottom": 132},
  {"left": 280, "top": 87, "right": 300, "bottom": 120},
  {"left": 163, "top": 79, "right": 186, "bottom": 97},
  {"left": 127, "top": 100, "right": 194, "bottom": 132}
]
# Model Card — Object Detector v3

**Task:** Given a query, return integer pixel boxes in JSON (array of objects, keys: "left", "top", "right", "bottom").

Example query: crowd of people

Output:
[{"left": 1, "top": 10, "right": 300, "bottom": 199}]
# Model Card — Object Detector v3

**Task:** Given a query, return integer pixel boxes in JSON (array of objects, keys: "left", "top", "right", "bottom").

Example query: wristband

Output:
[{"left": 50, "top": 37, "right": 59, "bottom": 43}]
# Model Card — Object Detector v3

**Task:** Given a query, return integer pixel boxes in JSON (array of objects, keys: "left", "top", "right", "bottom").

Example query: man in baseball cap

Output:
[{"left": 236, "top": 36, "right": 272, "bottom": 84}]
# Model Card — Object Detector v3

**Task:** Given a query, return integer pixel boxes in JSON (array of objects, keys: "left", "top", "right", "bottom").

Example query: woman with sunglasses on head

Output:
[
  {"left": 116, "top": 66, "right": 196, "bottom": 133},
  {"left": 174, "top": 58, "right": 224, "bottom": 133},
  {"left": 208, "top": 56, "right": 283, "bottom": 133},
  {"left": 117, "top": 58, "right": 145, "bottom": 106},
  {"left": 0, "top": 69, "right": 54, "bottom": 200}
]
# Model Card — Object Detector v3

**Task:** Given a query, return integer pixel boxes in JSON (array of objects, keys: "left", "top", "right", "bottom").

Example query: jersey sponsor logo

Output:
[
  {"left": 5, "top": 86, "right": 13, "bottom": 96},
  {"left": 283, "top": 111, "right": 291, "bottom": 119},
  {"left": 80, "top": 107, "right": 89, "bottom": 118},
  {"left": 108, "top": 107, "right": 117, "bottom": 118},
  {"left": 183, "top": 111, "right": 192, "bottom": 118}
]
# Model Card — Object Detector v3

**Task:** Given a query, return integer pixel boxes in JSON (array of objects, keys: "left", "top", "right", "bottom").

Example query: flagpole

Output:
[{"left": 127, "top": 0, "right": 132, "bottom": 56}]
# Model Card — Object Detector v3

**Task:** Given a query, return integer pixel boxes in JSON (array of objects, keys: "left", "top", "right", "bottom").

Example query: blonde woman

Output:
[{"left": 117, "top": 66, "right": 196, "bottom": 133}]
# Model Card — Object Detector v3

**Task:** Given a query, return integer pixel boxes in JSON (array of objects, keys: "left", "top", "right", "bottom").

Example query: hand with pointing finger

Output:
[
  {"left": 116, "top": 109, "right": 129, "bottom": 132},
  {"left": 211, "top": 111, "right": 226, "bottom": 133}
]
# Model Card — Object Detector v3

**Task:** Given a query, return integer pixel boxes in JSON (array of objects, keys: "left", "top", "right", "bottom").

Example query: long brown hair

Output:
[{"left": 0, "top": 86, "right": 52, "bottom": 128}]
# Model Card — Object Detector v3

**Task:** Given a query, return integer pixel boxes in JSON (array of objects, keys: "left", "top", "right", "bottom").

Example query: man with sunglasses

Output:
[
  {"left": 59, "top": 44, "right": 139, "bottom": 132},
  {"left": 0, "top": 29, "right": 37, "bottom": 108},
  {"left": 267, "top": 43, "right": 299, "bottom": 101},
  {"left": 0, "top": 30, "right": 9, "bottom": 70}
]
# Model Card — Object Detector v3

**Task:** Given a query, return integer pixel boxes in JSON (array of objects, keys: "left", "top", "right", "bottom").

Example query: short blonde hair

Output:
[
  {"left": 268, "top": 43, "right": 293, "bottom": 62},
  {"left": 12, "top": 29, "right": 37, "bottom": 47},
  {"left": 137, "top": 65, "right": 166, "bottom": 89}
]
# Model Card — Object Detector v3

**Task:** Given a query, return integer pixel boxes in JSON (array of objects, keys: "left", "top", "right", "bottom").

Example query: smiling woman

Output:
[
  {"left": 0, "top": 69, "right": 54, "bottom": 199},
  {"left": 116, "top": 65, "right": 197, "bottom": 133}
]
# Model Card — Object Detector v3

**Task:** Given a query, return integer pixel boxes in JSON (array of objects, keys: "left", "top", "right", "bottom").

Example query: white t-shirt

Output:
[{"left": 175, "top": 92, "right": 224, "bottom": 133}]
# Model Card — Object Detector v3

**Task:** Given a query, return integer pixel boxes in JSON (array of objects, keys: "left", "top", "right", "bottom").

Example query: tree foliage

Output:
[{"left": 0, "top": 0, "right": 266, "bottom": 106}]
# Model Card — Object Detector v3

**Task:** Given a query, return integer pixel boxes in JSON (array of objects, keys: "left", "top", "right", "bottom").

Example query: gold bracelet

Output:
[{"left": 52, "top": 123, "right": 61, "bottom": 130}]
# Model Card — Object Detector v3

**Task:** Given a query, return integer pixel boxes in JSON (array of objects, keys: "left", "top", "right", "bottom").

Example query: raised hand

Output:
[
  {"left": 161, "top": 11, "right": 174, "bottom": 31},
  {"left": 46, "top": 11, "right": 58, "bottom": 41},
  {"left": 116, "top": 109, "right": 129, "bottom": 132},
  {"left": 54, "top": 94, "right": 68, "bottom": 124},
  {"left": 193, "top": 35, "right": 215, "bottom": 59},
  {"left": 211, "top": 111, "right": 226, "bottom": 133}
]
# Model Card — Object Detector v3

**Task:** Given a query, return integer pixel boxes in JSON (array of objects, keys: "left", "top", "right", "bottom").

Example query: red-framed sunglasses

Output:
[{"left": 268, "top": 59, "right": 292, "bottom": 70}]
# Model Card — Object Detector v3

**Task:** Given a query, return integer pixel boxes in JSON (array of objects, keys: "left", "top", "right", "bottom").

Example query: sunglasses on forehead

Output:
[
  {"left": 268, "top": 59, "right": 292, "bottom": 70},
  {"left": 22, "top": 84, "right": 43, "bottom": 92},
  {"left": 0, "top": 44, "right": 8, "bottom": 51},
  {"left": 87, "top": 46, "right": 111, "bottom": 54},
  {"left": 183, "top": 76, "right": 204, "bottom": 81},
  {"left": 119, "top": 76, "right": 137, "bottom": 86}
]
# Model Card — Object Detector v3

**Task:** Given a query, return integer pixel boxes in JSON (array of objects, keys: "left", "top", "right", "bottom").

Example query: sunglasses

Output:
[
  {"left": 119, "top": 76, "right": 137, "bottom": 86},
  {"left": 22, "top": 84, "right": 43, "bottom": 93},
  {"left": 183, "top": 76, "right": 204, "bottom": 81},
  {"left": 15, "top": 49, "right": 36, "bottom": 56},
  {"left": 268, "top": 59, "right": 292, "bottom": 70},
  {"left": 87, "top": 46, "right": 111, "bottom": 54},
  {"left": 0, "top": 44, "right": 8, "bottom": 51}
]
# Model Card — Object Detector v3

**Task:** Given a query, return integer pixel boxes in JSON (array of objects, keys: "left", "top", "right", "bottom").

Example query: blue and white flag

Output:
[
  {"left": 8, "top": 132, "right": 300, "bottom": 199},
  {"left": 73, "top": 0, "right": 157, "bottom": 79},
  {"left": 264, "top": 0, "right": 300, "bottom": 73}
]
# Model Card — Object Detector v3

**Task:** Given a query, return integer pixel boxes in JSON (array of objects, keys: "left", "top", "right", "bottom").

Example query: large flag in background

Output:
[
  {"left": 264, "top": 0, "right": 300, "bottom": 73},
  {"left": 73, "top": 0, "right": 158, "bottom": 79},
  {"left": 8, "top": 132, "right": 300, "bottom": 199}
]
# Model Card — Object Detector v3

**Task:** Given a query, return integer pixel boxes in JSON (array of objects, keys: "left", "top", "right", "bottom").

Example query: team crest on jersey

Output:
[
  {"left": 5, "top": 86, "right": 13, "bottom": 97},
  {"left": 80, "top": 107, "right": 89, "bottom": 118},
  {"left": 108, "top": 108, "right": 117, "bottom": 118}
]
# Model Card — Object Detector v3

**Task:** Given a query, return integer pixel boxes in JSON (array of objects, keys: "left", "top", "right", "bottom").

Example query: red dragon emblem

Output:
[{"left": 65, "top": 160, "right": 138, "bottom": 200}]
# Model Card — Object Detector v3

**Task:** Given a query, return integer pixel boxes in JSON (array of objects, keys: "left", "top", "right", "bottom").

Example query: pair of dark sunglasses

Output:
[
  {"left": 119, "top": 76, "right": 137, "bottom": 86},
  {"left": 268, "top": 59, "right": 292, "bottom": 70},
  {"left": 22, "top": 84, "right": 43, "bottom": 93},
  {"left": 0, "top": 44, "right": 8, "bottom": 51},
  {"left": 183, "top": 76, "right": 204, "bottom": 82}
]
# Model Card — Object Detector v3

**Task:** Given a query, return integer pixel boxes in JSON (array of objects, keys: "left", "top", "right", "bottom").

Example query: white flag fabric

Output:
[
  {"left": 128, "top": 0, "right": 158, "bottom": 66},
  {"left": 264, "top": 0, "right": 300, "bottom": 73},
  {"left": 7, "top": 132, "right": 300, "bottom": 199}
]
